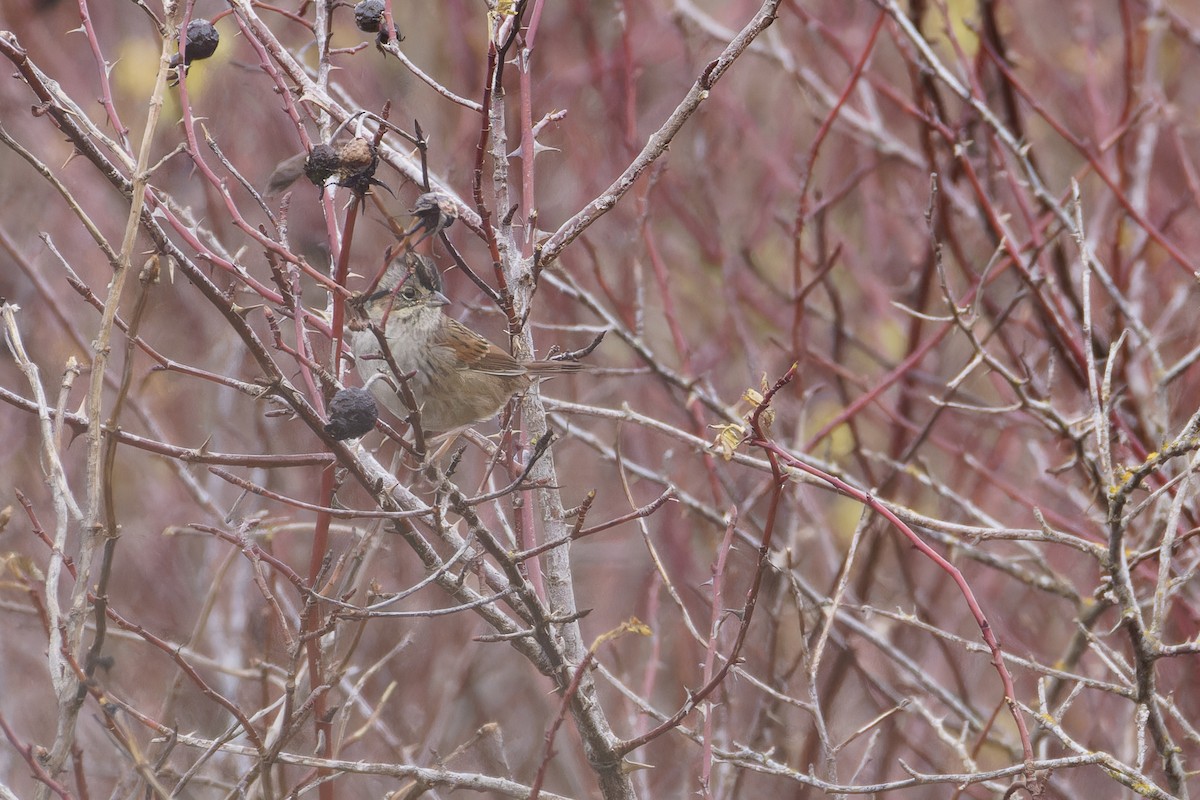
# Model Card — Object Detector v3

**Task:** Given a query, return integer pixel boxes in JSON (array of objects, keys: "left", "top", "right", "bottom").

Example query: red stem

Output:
[{"left": 751, "top": 366, "right": 1036, "bottom": 766}]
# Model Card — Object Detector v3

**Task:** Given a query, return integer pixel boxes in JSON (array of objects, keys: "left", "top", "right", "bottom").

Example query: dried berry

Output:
[
  {"left": 304, "top": 144, "right": 341, "bottom": 187},
  {"left": 407, "top": 191, "right": 458, "bottom": 241},
  {"left": 335, "top": 137, "right": 379, "bottom": 195},
  {"left": 354, "top": 0, "right": 385, "bottom": 33},
  {"left": 338, "top": 138, "right": 375, "bottom": 172},
  {"left": 170, "top": 19, "right": 220, "bottom": 69},
  {"left": 325, "top": 387, "right": 378, "bottom": 440}
]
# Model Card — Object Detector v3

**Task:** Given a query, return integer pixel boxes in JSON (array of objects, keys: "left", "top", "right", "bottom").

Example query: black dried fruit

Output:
[
  {"left": 186, "top": 19, "right": 220, "bottom": 60},
  {"left": 304, "top": 144, "right": 341, "bottom": 186},
  {"left": 354, "top": 0, "right": 385, "bottom": 33},
  {"left": 172, "top": 19, "right": 219, "bottom": 67},
  {"left": 325, "top": 387, "right": 378, "bottom": 440}
]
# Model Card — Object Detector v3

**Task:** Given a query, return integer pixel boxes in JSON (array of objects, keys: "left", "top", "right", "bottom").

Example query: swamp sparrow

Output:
[{"left": 348, "top": 253, "right": 581, "bottom": 434}]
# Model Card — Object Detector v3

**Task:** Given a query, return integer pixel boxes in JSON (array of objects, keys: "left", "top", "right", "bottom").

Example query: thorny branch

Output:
[{"left": 2, "top": 1, "right": 1200, "bottom": 799}]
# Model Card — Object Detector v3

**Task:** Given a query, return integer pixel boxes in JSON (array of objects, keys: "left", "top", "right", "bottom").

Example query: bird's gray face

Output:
[
  {"left": 350, "top": 252, "right": 449, "bottom": 332},
  {"left": 362, "top": 272, "right": 449, "bottom": 328}
]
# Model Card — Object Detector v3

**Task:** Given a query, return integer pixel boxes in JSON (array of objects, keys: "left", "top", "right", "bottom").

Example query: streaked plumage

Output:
[{"left": 348, "top": 252, "right": 580, "bottom": 433}]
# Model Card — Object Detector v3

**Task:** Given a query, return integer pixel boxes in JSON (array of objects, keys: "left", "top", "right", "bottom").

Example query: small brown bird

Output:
[{"left": 348, "top": 253, "right": 580, "bottom": 434}]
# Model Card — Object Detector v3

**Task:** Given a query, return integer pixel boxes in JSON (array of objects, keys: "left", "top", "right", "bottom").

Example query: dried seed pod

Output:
[
  {"left": 325, "top": 387, "right": 379, "bottom": 440},
  {"left": 354, "top": 0, "right": 385, "bottom": 32},
  {"left": 404, "top": 191, "right": 457, "bottom": 244},
  {"left": 412, "top": 191, "right": 457, "bottom": 232},
  {"left": 170, "top": 19, "right": 220, "bottom": 69},
  {"left": 337, "top": 138, "right": 374, "bottom": 172},
  {"left": 304, "top": 144, "right": 341, "bottom": 186}
]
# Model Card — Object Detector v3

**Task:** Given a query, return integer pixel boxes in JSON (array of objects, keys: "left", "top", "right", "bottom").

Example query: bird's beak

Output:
[{"left": 428, "top": 290, "right": 450, "bottom": 308}]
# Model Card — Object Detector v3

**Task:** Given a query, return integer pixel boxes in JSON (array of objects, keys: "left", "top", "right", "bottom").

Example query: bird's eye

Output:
[{"left": 400, "top": 286, "right": 417, "bottom": 300}]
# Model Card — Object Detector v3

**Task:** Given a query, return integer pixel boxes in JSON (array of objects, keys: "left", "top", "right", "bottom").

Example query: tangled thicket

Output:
[{"left": 2, "top": 1, "right": 1199, "bottom": 798}]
